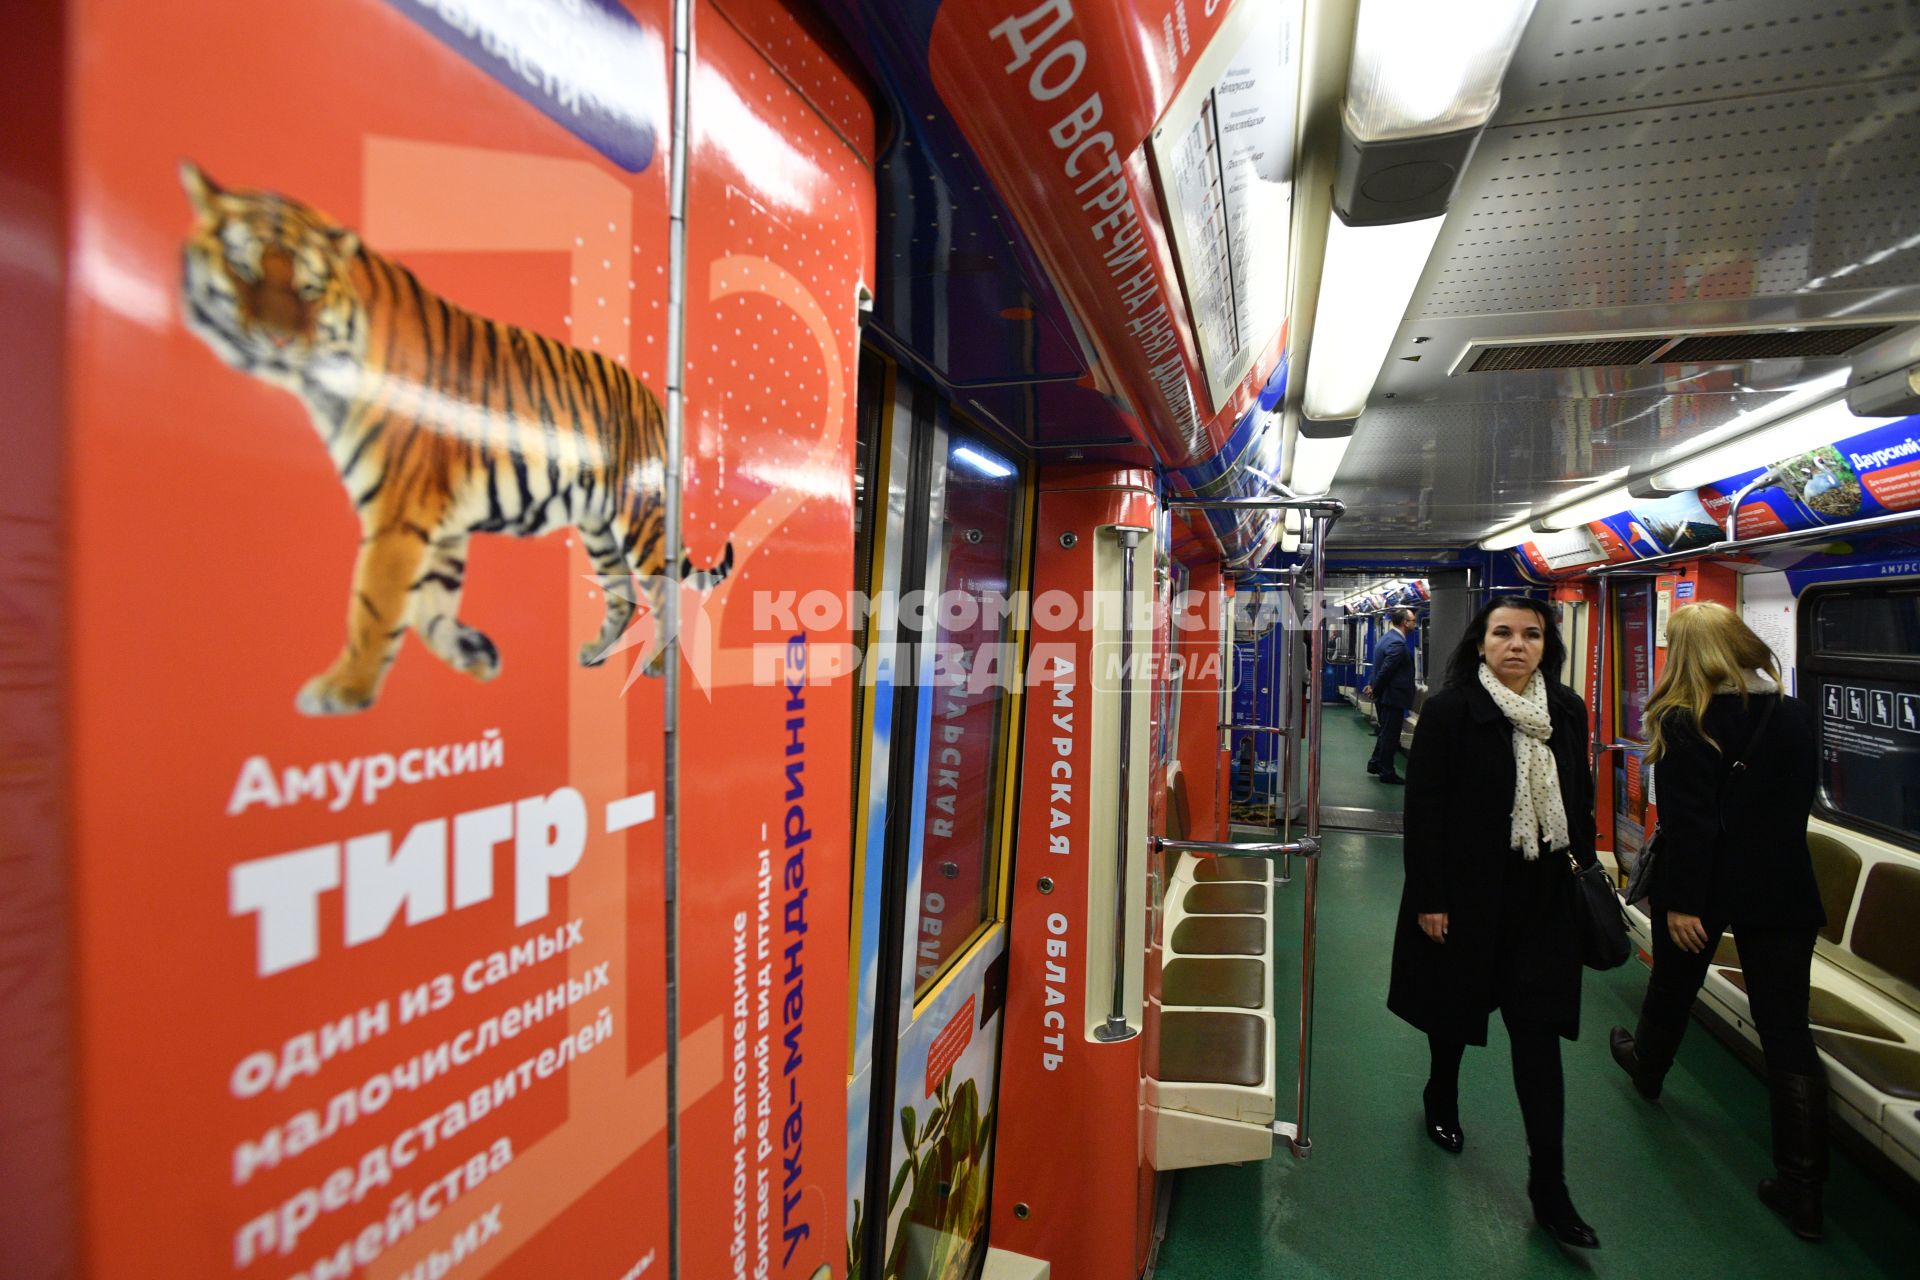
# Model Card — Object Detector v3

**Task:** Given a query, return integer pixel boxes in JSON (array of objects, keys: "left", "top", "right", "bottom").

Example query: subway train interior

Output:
[{"left": 11, "top": 0, "right": 1920, "bottom": 1276}]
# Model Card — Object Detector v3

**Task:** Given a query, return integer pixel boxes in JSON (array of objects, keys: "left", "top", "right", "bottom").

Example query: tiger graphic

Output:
[{"left": 178, "top": 162, "right": 727, "bottom": 715}]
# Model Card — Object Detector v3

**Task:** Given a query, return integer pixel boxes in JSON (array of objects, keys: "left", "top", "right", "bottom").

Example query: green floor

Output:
[
  {"left": 1315, "top": 705, "right": 1408, "bottom": 812},
  {"left": 1156, "top": 707, "right": 1920, "bottom": 1278}
]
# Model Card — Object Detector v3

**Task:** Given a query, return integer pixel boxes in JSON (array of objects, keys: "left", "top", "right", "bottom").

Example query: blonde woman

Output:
[{"left": 1608, "top": 602, "right": 1828, "bottom": 1240}]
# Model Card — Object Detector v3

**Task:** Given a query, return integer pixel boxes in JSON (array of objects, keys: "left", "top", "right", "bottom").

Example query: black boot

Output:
[
  {"left": 1422, "top": 1080, "right": 1463, "bottom": 1154},
  {"left": 1757, "top": 1068, "right": 1828, "bottom": 1242},
  {"left": 1609, "top": 1012, "right": 1683, "bottom": 1101},
  {"left": 1528, "top": 1177, "right": 1599, "bottom": 1249}
]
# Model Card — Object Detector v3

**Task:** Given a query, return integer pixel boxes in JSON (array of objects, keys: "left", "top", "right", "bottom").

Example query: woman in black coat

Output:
[
  {"left": 1387, "top": 596, "right": 1601, "bottom": 1249},
  {"left": 1608, "top": 602, "right": 1829, "bottom": 1241}
]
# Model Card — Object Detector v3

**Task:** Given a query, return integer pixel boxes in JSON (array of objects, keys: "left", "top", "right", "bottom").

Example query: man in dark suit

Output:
[{"left": 1364, "top": 607, "right": 1418, "bottom": 784}]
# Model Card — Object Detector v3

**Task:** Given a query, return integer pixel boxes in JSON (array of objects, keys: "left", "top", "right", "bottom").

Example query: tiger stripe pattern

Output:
[{"left": 178, "top": 162, "right": 726, "bottom": 715}]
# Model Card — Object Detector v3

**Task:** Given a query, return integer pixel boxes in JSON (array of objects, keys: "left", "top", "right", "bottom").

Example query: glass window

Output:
[
  {"left": 912, "top": 420, "right": 1025, "bottom": 996},
  {"left": 1812, "top": 588, "right": 1920, "bottom": 661},
  {"left": 1803, "top": 584, "right": 1920, "bottom": 849}
]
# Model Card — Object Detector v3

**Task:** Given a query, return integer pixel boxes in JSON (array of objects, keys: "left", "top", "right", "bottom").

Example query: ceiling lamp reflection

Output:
[
  {"left": 1344, "top": 0, "right": 1539, "bottom": 141},
  {"left": 951, "top": 444, "right": 1014, "bottom": 478},
  {"left": 1530, "top": 468, "right": 1634, "bottom": 532},
  {"left": 1652, "top": 397, "right": 1900, "bottom": 493},
  {"left": 1301, "top": 213, "right": 1444, "bottom": 420},
  {"left": 1288, "top": 432, "right": 1352, "bottom": 495},
  {"left": 1478, "top": 522, "right": 1535, "bottom": 551}
]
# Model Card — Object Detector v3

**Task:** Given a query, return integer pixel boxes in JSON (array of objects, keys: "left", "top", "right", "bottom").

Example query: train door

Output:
[
  {"left": 1611, "top": 579, "right": 1659, "bottom": 856},
  {"left": 847, "top": 359, "right": 1030, "bottom": 1280}
]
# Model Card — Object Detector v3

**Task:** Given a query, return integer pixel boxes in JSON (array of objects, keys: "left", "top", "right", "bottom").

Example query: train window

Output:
[
  {"left": 1802, "top": 583, "right": 1920, "bottom": 850},
  {"left": 1810, "top": 589, "right": 1920, "bottom": 660},
  {"left": 912, "top": 419, "right": 1027, "bottom": 998}
]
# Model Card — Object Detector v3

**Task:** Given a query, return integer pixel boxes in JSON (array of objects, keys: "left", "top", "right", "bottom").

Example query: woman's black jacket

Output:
[
  {"left": 1387, "top": 676, "right": 1597, "bottom": 1044},
  {"left": 1650, "top": 691, "right": 1824, "bottom": 930}
]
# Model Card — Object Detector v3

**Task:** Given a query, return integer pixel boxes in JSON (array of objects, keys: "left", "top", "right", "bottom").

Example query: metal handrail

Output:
[
  {"left": 1097, "top": 528, "right": 1146, "bottom": 1045},
  {"left": 1153, "top": 836, "right": 1322, "bottom": 858},
  {"left": 1225, "top": 723, "right": 1285, "bottom": 734},
  {"left": 1292, "top": 507, "right": 1332, "bottom": 1158}
]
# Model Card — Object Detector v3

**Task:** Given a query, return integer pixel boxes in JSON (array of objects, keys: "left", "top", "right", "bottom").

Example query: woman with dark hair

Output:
[{"left": 1387, "top": 596, "right": 1602, "bottom": 1248}]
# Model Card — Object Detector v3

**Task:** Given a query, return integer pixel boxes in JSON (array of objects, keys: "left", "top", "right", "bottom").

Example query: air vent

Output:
[
  {"left": 1464, "top": 325, "right": 1898, "bottom": 375},
  {"left": 1662, "top": 327, "right": 1892, "bottom": 363},
  {"left": 1468, "top": 338, "right": 1668, "bottom": 373}
]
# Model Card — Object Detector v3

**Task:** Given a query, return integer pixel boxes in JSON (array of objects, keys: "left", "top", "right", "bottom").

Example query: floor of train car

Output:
[
  {"left": 1154, "top": 707, "right": 1920, "bottom": 1278},
  {"left": 1316, "top": 705, "right": 1408, "bottom": 818}
]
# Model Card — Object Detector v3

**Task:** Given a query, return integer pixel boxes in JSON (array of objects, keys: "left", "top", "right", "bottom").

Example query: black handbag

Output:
[
  {"left": 1624, "top": 694, "right": 1775, "bottom": 906},
  {"left": 1569, "top": 847, "right": 1631, "bottom": 970}
]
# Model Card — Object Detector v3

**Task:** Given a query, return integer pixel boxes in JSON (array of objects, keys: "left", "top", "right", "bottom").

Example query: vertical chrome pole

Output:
[
  {"left": 1219, "top": 579, "right": 1232, "bottom": 759},
  {"left": 663, "top": 0, "right": 694, "bottom": 1269},
  {"left": 1293, "top": 511, "right": 1332, "bottom": 1156},
  {"left": 1098, "top": 527, "right": 1144, "bottom": 1043}
]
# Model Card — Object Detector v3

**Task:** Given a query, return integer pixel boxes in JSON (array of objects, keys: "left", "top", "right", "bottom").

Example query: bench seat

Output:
[{"left": 1149, "top": 852, "right": 1279, "bottom": 1168}]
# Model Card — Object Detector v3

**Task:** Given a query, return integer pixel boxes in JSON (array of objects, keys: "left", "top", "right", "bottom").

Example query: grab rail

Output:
[
  {"left": 1097, "top": 527, "right": 1146, "bottom": 1045},
  {"left": 1165, "top": 497, "right": 1338, "bottom": 1158},
  {"left": 1152, "top": 836, "right": 1322, "bottom": 859}
]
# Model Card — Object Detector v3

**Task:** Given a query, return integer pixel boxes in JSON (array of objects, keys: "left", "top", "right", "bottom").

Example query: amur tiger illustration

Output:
[{"left": 178, "top": 162, "right": 728, "bottom": 715}]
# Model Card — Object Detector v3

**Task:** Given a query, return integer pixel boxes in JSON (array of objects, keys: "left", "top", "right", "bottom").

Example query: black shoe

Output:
[
  {"left": 1609, "top": 1026, "right": 1663, "bottom": 1101},
  {"left": 1375, "top": 773, "right": 1404, "bottom": 785},
  {"left": 1759, "top": 1068, "right": 1828, "bottom": 1241},
  {"left": 1529, "top": 1181, "right": 1600, "bottom": 1249},
  {"left": 1422, "top": 1083, "right": 1463, "bottom": 1154},
  {"left": 1758, "top": 1177, "right": 1824, "bottom": 1242}
]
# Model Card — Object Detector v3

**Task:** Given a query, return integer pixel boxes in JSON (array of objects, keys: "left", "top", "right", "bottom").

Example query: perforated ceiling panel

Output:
[
  {"left": 1328, "top": 0, "right": 1920, "bottom": 545},
  {"left": 1332, "top": 387, "right": 1804, "bottom": 544},
  {"left": 1413, "top": 77, "right": 1920, "bottom": 319},
  {"left": 1494, "top": 0, "right": 1920, "bottom": 124}
]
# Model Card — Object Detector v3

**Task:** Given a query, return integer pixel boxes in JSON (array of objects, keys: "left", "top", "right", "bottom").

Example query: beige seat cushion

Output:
[
  {"left": 1171, "top": 916, "right": 1266, "bottom": 956},
  {"left": 1194, "top": 857, "right": 1268, "bottom": 883},
  {"left": 1161, "top": 957, "right": 1265, "bottom": 1009},
  {"left": 1181, "top": 883, "right": 1265, "bottom": 915},
  {"left": 1815, "top": 1032, "right": 1920, "bottom": 1101},
  {"left": 1156, "top": 1011, "right": 1266, "bottom": 1087},
  {"left": 1720, "top": 970, "right": 1899, "bottom": 1041}
]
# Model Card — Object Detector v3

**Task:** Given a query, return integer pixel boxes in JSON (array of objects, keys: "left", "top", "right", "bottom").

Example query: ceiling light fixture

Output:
[{"left": 1302, "top": 0, "right": 1540, "bottom": 423}]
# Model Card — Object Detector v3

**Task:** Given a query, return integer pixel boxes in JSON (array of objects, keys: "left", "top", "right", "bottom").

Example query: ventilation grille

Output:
[
  {"left": 1465, "top": 325, "right": 1893, "bottom": 374},
  {"left": 1468, "top": 338, "right": 1667, "bottom": 373},
  {"left": 1663, "top": 326, "right": 1892, "bottom": 363}
]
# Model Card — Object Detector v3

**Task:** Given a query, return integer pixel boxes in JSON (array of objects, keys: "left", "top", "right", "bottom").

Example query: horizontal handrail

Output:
[
  {"left": 1225, "top": 723, "right": 1285, "bottom": 734},
  {"left": 1152, "top": 836, "right": 1321, "bottom": 858},
  {"left": 1166, "top": 496, "right": 1346, "bottom": 516}
]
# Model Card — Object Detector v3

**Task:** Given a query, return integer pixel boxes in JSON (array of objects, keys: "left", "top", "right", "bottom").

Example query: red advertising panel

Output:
[
  {"left": 675, "top": 2, "right": 872, "bottom": 1277},
  {"left": 67, "top": 3, "right": 676, "bottom": 1275},
  {"left": 55, "top": 1, "right": 869, "bottom": 1277}
]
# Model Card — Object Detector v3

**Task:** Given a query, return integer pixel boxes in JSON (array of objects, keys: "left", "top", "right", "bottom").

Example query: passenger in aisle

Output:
[
  {"left": 1387, "top": 597, "right": 1603, "bottom": 1249},
  {"left": 1608, "top": 602, "right": 1829, "bottom": 1241},
  {"left": 1363, "top": 606, "right": 1417, "bottom": 784}
]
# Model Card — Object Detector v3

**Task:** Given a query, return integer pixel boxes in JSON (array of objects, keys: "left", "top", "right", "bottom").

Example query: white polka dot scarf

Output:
[{"left": 1477, "top": 662, "right": 1571, "bottom": 859}]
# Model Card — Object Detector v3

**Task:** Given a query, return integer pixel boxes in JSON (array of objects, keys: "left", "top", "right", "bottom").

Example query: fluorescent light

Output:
[
  {"left": 1479, "top": 522, "right": 1535, "bottom": 551},
  {"left": 1289, "top": 432, "right": 1352, "bottom": 494},
  {"left": 1531, "top": 468, "right": 1633, "bottom": 531},
  {"left": 1344, "top": 0, "right": 1540, "bottom": 142},
  {"left": 1302, "top": 212, "right": 1444, "bottom": 420},
  {"left": 1652, "top": 396, "right": 1898, "bottom": 492},
  {"left": 950, "top": 444, "right": 1013, "bottom": 478}
]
